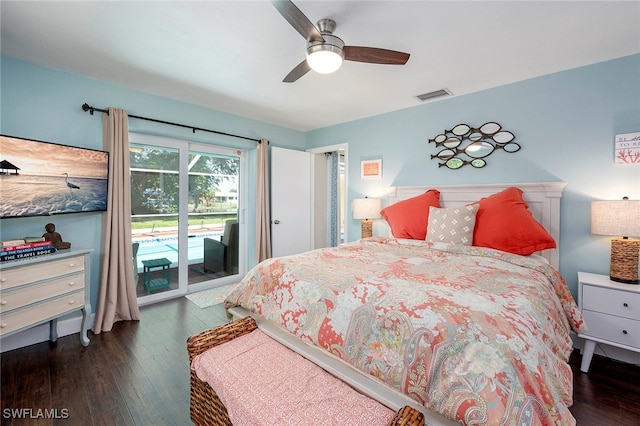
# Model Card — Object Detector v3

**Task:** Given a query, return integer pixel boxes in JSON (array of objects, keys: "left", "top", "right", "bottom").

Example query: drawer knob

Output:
[
  {"left": 1, "top": 278, "right": 6, "bottom": 282},
  {"left": 69, "top": 300, "right": 75, "bottom": 305},
  {"left": 1, "top": 323, "right": 6, "bottom": 328},
  {"left": 68, "top": 263, "right": 75, "bottom": 267},
  {"left": 68, "top": 282, "right": 76, "bottom": 286},
  {"left": 623, "top": 330, "right": 628, "bottom": 335},
  {"left": 623, "top": 303, "right": 628, "bottom": 307},
  {"left": 0, "top": 300, "right": 6, "bottom": 305}
]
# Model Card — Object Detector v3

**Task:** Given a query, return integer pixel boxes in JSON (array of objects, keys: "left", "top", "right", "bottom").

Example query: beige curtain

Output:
[
  {"left": 256, "top": 139, "right": 272, "bottom": 262},
  {"left": 93, "top": 108, "right": 140, "bottom": 334}
]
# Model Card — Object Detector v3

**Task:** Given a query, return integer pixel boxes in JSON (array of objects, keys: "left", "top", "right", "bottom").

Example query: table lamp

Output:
[
  {"left": 352, "top": 197, "right": 381, "bottom": 238},
  {"left": 591, "top": 197, "right": 640, "bottom": 283}
]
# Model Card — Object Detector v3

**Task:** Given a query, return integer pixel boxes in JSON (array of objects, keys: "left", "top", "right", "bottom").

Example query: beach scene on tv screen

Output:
[{"left": 0, "top": 135, "right": 109, "bottom": 218}]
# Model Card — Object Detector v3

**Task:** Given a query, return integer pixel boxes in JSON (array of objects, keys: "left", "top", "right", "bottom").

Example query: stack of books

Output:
[{"left": 1, "top": 237, "right": 56, "bottom": 262}]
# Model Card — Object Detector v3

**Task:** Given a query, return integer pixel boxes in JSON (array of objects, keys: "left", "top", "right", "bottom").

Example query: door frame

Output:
[{"left": 307, "top": 143, "right": 349, "bottom": 248}]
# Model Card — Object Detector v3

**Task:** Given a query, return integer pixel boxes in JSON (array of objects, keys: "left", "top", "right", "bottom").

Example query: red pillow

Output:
[
  {"left": 471, "top": 187, "right": 556, "bottom": 255},
  {"left": 380, "top": 190, "right": 441, "bottom": 240}
]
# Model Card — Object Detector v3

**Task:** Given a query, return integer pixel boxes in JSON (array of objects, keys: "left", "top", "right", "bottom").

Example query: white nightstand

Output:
[{"left": 577, "top": 272, "right": 640, "bottom": 372}]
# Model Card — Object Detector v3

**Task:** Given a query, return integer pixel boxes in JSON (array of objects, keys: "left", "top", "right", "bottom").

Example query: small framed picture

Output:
[
  {"left": 614, "top": 132, "right": 640, "bottom": 164},
  {"left": 361, "top": 159, "right": 382, "bottom": 179}
]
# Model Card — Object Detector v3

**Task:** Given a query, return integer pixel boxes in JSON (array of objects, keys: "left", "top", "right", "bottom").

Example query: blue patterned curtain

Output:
[{"left": 327, "top": 151, "right": 339, "bottom": 247}]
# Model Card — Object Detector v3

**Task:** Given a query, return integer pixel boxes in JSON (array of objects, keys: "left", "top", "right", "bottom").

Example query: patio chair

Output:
[{"left": 203, "top": 220, "right": 238, "bottom": 274}]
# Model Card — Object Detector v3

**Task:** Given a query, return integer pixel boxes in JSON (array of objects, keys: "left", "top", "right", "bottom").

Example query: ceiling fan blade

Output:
[
  {"left": 283, "top": 59, "right": 311, "bottom": 83},
  {"left": 272, "top": 0, "right": 324, "bottom": 42},
  {"left": 344, "top": 46, "right": 410, "bottom": 65}
]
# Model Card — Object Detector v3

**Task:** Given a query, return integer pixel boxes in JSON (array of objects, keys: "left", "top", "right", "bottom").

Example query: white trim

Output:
[
  {"left": 307, "top": 143, "right": 349, "bottom": 246},
  {"left": 307, "top": 143, "right": 347, "bottom": 154}
]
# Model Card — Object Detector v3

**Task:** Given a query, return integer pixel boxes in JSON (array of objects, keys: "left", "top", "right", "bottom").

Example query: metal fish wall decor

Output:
[{"left": 428, "top": 122, "right": 520, "bottom": 169}]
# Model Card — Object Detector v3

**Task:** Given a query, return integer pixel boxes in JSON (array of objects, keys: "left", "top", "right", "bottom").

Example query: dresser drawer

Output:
[
  {"left": 582, "top": 310, "right": 640, "bottom": 349},
  {"left": 0, "top": 272, "right": 84, "bottom": 313},
  {"left": 0, "top": 256, "right": 84, "bottom": 291},
  {"left": 0, "top": 290, "right": 85, "bottom": 336},
  {"left": 582, "top": 284, "right": 640, "bottom": 321}
]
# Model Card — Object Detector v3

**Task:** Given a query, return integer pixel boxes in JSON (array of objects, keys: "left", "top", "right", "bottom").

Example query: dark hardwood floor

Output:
[
  {"left": 569, "top": 350, "right": 640, "bottom": 425},
  {"left": 2, "top": 297, "right": 639, "bottom": 425}
]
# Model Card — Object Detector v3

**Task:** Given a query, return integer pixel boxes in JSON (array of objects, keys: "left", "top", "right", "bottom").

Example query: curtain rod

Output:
[{"left": 81, "top": 103, "right": 261, "bottom": 143}]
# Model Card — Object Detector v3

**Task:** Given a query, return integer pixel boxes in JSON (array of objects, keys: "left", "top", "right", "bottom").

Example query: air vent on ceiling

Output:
[{"left": 415, "top": 89, "right": 452, "bottom": 102}]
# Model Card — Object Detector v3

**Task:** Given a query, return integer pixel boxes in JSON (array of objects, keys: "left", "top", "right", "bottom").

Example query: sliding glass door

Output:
[
  {"left": 129, "top": 133, "right": 245, "bottom": 304},
  {"left": 187, "top": 148, "right": 241, "bottom": 281}
]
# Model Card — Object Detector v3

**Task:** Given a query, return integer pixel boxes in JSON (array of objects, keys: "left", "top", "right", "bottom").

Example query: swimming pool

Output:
[{"left": 133, "top": 231, "right": 223, "bottom": 270}]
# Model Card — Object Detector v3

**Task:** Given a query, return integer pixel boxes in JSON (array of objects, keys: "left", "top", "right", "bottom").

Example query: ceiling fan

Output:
[{"left": 272, "top": 0, "right": 410, "bottom": 83}]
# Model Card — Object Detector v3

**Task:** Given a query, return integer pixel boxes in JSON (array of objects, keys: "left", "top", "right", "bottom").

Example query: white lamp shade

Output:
[
  {"left": 306, "top": 50, "right": 343, "bottom": 74},
  {"left": 306, "top": 34, "right": 345, "bottom": 74},
  {"left": 591, "top": 199, "right": 640, "bottom": 237},
  {"left": 352, "top": 198, "right": 382, "bottom": 220}
]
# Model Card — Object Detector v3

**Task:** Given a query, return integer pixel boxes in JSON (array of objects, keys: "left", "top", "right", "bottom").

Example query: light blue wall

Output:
[
  {"left": 307, "top": 54, "right": 640, "bottom": 297},
  {"left": 0, "top": 56, "right": 306, "bottom": 308},
  {"left": 2, "top": 54, "right": 639, "bottom": 304}
]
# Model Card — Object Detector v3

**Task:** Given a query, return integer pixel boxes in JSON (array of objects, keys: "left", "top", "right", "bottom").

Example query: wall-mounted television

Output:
[{"left": 1, "top": 135, "right": 109, "bottom": 219}]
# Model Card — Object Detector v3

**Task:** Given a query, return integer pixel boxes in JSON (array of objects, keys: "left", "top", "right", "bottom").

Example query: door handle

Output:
[{"left": 273, "top": 220, "right": 280, "bottom": 224}]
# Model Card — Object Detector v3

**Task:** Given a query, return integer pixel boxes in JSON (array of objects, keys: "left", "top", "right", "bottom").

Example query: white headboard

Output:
[{"left": 385, "top": 182, "right": 567, "bottom": 269}]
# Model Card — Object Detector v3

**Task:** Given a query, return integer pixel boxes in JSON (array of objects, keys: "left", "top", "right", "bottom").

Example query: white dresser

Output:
[
  {"left": 577, "top": 271, "right": 640, "bottom": 372},
  {"left": 0, "top": 249, "right": 92, "bottom": 346}
]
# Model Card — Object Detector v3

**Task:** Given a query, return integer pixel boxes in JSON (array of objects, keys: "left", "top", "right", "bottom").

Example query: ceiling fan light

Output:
[
  {"left": 306, "top": 34, "right": 345, "bottom": 74},
  {"left": 307, "top": 50, "right": 343, "bottom": 73}
]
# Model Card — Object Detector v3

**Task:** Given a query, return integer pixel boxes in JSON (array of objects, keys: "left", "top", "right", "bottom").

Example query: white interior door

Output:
[{"left": 271, "top": 147, "right": 311, "bottom": 257}]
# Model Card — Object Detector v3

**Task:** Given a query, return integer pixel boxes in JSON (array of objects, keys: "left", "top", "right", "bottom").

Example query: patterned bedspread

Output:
[{"left": 225, "top": 238, "right": 586, "bottom": 425}]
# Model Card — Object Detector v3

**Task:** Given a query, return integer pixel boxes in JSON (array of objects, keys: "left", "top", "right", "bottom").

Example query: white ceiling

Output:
[{"left": 2, "top": 1, "right": 639, "bottom": 132}]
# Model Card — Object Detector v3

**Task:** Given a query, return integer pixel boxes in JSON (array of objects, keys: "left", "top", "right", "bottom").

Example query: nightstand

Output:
[
  {"left": 0, "top": 249, "right": 92, "bottom": 347},
  {"left": 577, "top": 272, "right": 640, "bottom": 373}
]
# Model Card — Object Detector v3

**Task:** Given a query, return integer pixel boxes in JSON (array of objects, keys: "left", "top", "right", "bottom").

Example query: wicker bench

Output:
[{"left": 187, "top": 316, "right": 425, "bottom": 426}]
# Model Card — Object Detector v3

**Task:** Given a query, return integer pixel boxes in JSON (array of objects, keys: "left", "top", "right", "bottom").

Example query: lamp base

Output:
[
  {"left": 610, "top": 237, "right": 640, "bottom": 284},
  {"left": 360, "top": 219, "right": 373, "bottom": 239}
]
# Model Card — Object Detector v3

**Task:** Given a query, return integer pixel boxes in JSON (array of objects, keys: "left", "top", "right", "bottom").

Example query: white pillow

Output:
[{"left": 426, "top": 205, "right": 478, "bottom": 245}]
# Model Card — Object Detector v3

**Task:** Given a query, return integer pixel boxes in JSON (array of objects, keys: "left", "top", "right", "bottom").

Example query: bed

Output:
[{"left": 224, "top": 182, "right": 587, "bottom": 425}]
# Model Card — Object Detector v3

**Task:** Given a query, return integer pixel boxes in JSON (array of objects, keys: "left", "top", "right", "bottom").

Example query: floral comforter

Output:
[{"left": 224, "top": 238, "right": 586, "bottom": 425}]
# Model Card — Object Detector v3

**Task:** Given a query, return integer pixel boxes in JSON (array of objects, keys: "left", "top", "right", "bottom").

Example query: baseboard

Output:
[
  {"left": 0, "top": 313, "right": 94, "bottom": 353},
  {"left": 571, "top": 333, "right": 640, "bottom": 367}
]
